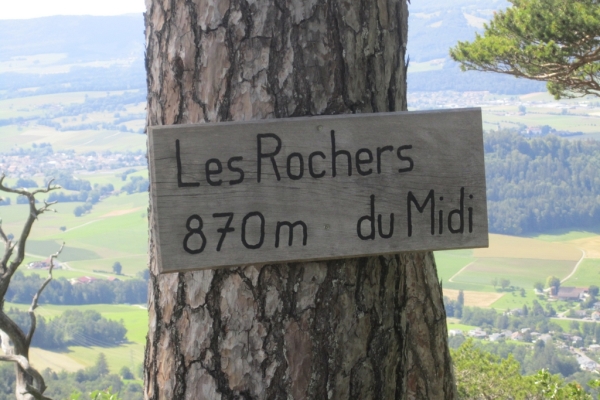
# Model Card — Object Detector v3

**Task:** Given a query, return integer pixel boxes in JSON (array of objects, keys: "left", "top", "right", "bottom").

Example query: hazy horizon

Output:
[{"left": 3, "top": 0, "right": 145, "bottom": 20}]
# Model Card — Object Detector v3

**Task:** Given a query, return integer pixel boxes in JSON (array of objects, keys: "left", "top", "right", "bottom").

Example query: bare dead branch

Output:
[
  {"left": 0, "top": 176, "right": 60, "bottom": 284},
  {"left": 22, "top": 387, "right": 52, "bottom": 400},
  {"left": 0, "top": 312, "right": 27, "bottom": 356},
  {"left": 23, "top": 384, "right": 53, "bottom": 400},
  {"left": 0, "top": 175, "right": 60, "bottom": 198},
  {"left": 0, "top": 174, "right": 59, "bottom": 399},
  {"left": 36, "top": 200, "right": 58, "bottom": 216},
  {"left": 0, "top": 219, "right": 14, "bottom": 276},
  {"left": 0, "top": 354, "right": 49, "bottom": 398},
  {"left": 27, "top": 243, "right": 64, "bottom": 347},
  {"left": 31, "top": 179, "right": 60, "bottom": 197},
  {"left": 0, "top": 219, "right": 8, "bottom": 244}
]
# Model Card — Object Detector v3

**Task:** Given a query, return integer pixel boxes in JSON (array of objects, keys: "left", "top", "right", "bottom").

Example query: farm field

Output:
[
  {"left": 473, "top": 234, "right": 582, "bottom": 261},
  {"left": 6, "top": 302, "right": 147, "bottom": 375},
  {"left": 488, "top": 287, "right": 549, "bottom": 311},
  {"left": 0, "top": 90, "right": 147, "bottom": 153},
  {"left": 0, "top": 125, "right": 146, "bottom": 153},
  {"left": 436, "top": 231, "right": 600, "bottom": 312},
  {"left": 434, "top": 249, "right": 474, "bottom": 282},
  {"left": 0, "top": 91, "right": 123, "bottom": 119},
  {"left": 563, "top": 259, "right": 600, "bottom": 288},
  {"left": 532, "top": 229, "right": 600, "bottom": 244},
  {"left": 443, "top": 289, "right": 504, "bottom": 307},
  {"left": 458, "top": 258, "right": 575, "bottom": 289},
  {"left": 0, "top": 191, "right": 149, "bottom": 279},
  {"left": 482, "top": 110, "right": 600, "bottom": 135},
  {"left": 568, "top": 236, "right": 600, "bottom": 259},
  {"left": 481, "top": 91, "right": 600, "bottom": 138},
  {"left": 446, "top": 318, "right": 478, "bottom": 333}
]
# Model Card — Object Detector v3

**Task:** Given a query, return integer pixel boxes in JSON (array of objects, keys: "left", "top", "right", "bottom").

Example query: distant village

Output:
[
  {"left": 451, "top": 326, "right": 600, "bottom": 372},
  {"left": 451, "top": 285, "right": 600, "bottom": 374},
  {"left": 0, "top": 145, "right": 146, "bottom": 178}
]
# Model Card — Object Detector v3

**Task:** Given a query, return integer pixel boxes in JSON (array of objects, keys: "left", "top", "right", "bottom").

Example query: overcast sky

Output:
[{"left": 3, "top": 0, "right": 146, "bottom": 19}]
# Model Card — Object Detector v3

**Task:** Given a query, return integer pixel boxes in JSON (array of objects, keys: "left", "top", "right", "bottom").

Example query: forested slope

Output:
[{"left": 485, "top": 131, "right": 600, "bottom": 234}]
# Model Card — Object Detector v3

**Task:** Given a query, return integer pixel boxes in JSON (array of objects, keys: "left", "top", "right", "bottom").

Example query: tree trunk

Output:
[{"left": 144, "top": 0, "right": 456, "bottom": 398}]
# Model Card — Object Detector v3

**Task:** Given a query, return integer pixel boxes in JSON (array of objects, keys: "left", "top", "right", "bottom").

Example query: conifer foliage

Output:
[
  {"left": 450, "top": 0, "right": 600, "bottom": 98},
  {"left": 485, "top": 131, "right": 600, "bottom": 234}
]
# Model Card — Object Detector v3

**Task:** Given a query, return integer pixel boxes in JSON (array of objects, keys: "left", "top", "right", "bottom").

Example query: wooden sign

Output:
[{"left": 148, "top": 108, "right": 488, "bottom": 273}]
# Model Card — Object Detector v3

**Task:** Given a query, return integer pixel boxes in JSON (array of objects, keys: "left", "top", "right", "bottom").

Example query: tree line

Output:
[
  {"left": 0, "top": 353, "right": 143, "bottom": 400},
  {"left": 484, "top": 130, "right": 600, "bottom": 234},
  {"left": 6, "top": 272, "right": 147, "bottom": 305},
  {"left": 5, "top": 308, "right": 126, "bottom": 350}
]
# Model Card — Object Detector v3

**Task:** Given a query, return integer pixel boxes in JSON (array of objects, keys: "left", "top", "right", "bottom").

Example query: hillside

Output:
[
  {"left": 0, "top": 15, "right": 145, "bottom": 97},
  {"left": 485, "top": 131, "right": 600, "bottom": 234},
  {"left": 0, "top": 4, "right": 547, "bottom": 98}
]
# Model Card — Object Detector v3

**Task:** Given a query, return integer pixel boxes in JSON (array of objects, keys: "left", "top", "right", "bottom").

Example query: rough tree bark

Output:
[{"left": 144, "top": 0, "right": 456, "bottom": 398}]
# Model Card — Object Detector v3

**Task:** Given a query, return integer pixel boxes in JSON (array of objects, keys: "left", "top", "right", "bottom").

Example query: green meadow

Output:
[
  {"left": 1, "top": 191, "right": 149, "bottom": 279},
  {"left": 532, "top": 230, "right": 600, "bottom": 243},
  {"left": 0, "top": 91, "right": 146, "bottom": 153},
  {"left": 547, "top": 318, "right": 596, "bottom": 333},
  {"left": 6, "top": 302, "right": 148, "bottom": 375},
  {"left": 0, "top": 125, "right": 146, "bottom": 153},
  {"left": 489, "top": 288, "right": 547, "bottom": 311},
  {"left": 434, "top": 249, "right": 474, "bottom": 283},
  {"left": 563, "top": 259, "right": 600, "bottom": 287},
  {"left": 455, "top": 258, "right": 575, "bottom": 289},
  {"left": 435, "top": 230, "right": 600, "bottom": 315},
  {"left": 446, "top": 317, "right": 479, "bottom": 333}
]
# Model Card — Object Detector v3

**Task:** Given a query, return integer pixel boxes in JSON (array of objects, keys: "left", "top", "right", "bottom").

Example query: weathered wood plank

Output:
[{"left": 149, "top": 108, "right": 488, "bottom": 273}]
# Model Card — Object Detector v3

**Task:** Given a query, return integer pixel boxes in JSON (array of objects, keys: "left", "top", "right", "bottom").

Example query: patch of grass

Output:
[
  {"left": 6, "top": 303, "right": 148, "bottom": 373},
  {"left": 65, "top": 255, "right": 148, "bottom": 278},
  {"left": 5, "top": 303, "right": 148, "bottom": 345},
  {"left": 444, "top": 289, "right": 504, "bottom": 307},
  {"left": 482, "top": 108, "right": 600, "bottom": 135},
  {"left": 455, "top": 258, "right": 575, "bottom": 289},
  {"left": 74, "top": 167, "right": 147, "bottom": 190},
  {"left": 490, "top": 289, "right": 574, "bottom": 312},
  {"left": 490, "top": 288, "right": 542, "bottom": 311},
  {"left": 532, "top": 230, "right": 600, "bottom": 242},
  {"left": 562, "top": 258, "right": 600, "bottom": 288},
  {"left": 0, "top": 125, "right": 33, "bottom": 152},
  {"left": 37, "top": 128, "right": 146, "bottom": 153},
  {"left": 441, "top": 281, "right": 497, "bottom": 292},
  {"left": 1, "top": 192, "right": 149, "bottom": 282},
  {"left": 549, "top": 318, "right": 588, "bottom": 332},
  {"left": 29, "top": 347, "right": 86, "bottom": 372},
  {"left": 61, "top": 343, "right": 144, "bottom": 375},
  {"left": 447, "top": 322, "right": 479, "bottom": 332},
  {"left": 434, "top": 249, "right": 474, "bottom": 283},
  {"left": 474, "top": 234, "right": 581, "bottom": 261},
  {"left": 0, "top": 91, "right": 134, "bottom": 119},
  {"left": 1, "top": 194, "right": 147, "bottom": 260},
  {"left": 27, "top": 240, "right": 101, "bottom": 261}
]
